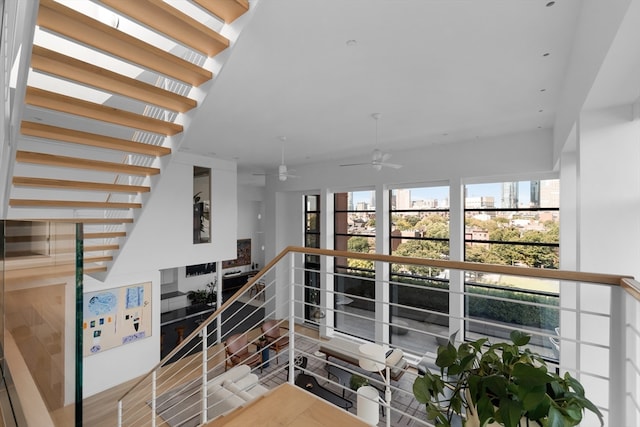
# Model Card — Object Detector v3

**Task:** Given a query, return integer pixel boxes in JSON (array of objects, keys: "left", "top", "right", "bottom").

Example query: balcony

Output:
[{"left": 117, "top": 246, "right": 640, "bottom": 427}]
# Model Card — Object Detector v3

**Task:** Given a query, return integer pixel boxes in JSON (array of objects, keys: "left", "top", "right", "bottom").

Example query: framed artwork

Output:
[
  {"left": 83, "top": 282, "right": 152, "bottom": 356},
  {"left": 186, "top": 262, "right": 216, "bottom": 277},
  {"left": 222, "top": 238, "right": 251, "bottom": 268}
]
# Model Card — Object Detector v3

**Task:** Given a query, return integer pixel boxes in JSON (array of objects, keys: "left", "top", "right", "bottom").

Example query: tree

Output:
[{"left": 347, "top": 236, "right": 370, "bottom": 253}]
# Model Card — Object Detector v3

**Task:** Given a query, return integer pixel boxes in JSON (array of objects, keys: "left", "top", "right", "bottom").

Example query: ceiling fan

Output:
[
  {"left": 253, "top": 137, "right": 298, "bottom": 181},
  {"left": 339, "top": 113, "right": 403, "bottom": 171}
]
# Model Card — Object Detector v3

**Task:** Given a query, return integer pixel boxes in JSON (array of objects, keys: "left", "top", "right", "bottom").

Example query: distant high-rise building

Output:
[
  {"left": 348, "top": 192, "right": 353, "bottom": 210},
  {"left": 465, "top": 196, "right": 495, "bottom": 209},
  {"left": 530, "top": 180, "right": 540, "bottom": 207},
  {"left": 396, "top": 189, "right": 411, "bottom": 210},
  {"left": 501, "top": 182, "right": 518, "bottom": 208},
  {"left": 540, "top": 180, "right": 560, "bottom": 207}
]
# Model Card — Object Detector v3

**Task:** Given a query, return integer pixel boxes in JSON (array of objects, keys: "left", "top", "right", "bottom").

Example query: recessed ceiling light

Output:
[
  {"left": 543, "top": 52, "right": 550, "bottom": 57},
  {"left": 546, "top": 1, "right": 555, "bottom": 7},
  {"left": 539, "top": 109, "right": 544, "bottom": 113},
  {"left": 540, "top": 88, "right": 546, "bottom": 92},
  {"left": 346, "top": 39, "right": 357, "bottom": 47},
  {"left": 442, "top": 133, "right": 448, "bottom": 136}
]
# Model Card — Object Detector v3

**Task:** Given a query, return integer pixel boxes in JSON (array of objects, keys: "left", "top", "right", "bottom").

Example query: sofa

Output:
[
  {"left": 207, "top": 364, "right": 268, "bottom": 419},
  {"left": 319, "top": 336, "right": 408, "bottom": 381}
]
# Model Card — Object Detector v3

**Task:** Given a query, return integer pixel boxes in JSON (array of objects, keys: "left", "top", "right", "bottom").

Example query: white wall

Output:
[
  {"left": 577, "top": 104, "right": 640, "bottom": 279},
  {"left": 83, "top": 152, "right": 238, "bottom": 397}
]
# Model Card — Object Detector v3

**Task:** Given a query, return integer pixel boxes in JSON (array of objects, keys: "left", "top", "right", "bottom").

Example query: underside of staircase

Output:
[{"left": 7, "top": 0, "right": 250, "bottom": 276}]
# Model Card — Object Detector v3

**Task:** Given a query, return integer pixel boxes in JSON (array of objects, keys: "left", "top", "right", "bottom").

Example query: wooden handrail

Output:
[{"left": 289, "top": 246, "right": 632, "bottom": 287}]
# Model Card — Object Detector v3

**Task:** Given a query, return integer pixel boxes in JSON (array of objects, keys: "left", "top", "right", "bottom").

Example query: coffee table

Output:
[{"left": 295, "top": 373, "right": 353, "bottom": 410}]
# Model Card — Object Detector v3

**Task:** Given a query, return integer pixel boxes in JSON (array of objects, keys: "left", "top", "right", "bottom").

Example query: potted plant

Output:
[
  {"left": 187, "top": 281, "right": 217, "bottom": 306},
  {"left": 413, "top": 330, "right": 604, "bottom": 427},
  {"left": 350, "top": 374, "right": 369, "bottom": 391}
]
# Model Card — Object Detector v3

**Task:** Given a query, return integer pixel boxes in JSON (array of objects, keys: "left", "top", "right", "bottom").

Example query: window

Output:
[
  {"left": 463, "top": 179, "right": 560, "bottom": 359},
  {"left": 389, "top": 186, "right": 450, "bottom": 354},
  {"left": 304, "top": 195, "right": 322, "bottom": 322},
  {"left": 334, "top": 191, "right": 376, "bottom": 340}
]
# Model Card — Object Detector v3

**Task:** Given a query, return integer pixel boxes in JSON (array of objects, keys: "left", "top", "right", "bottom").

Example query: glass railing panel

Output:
[{"left": 2, "top": 220, "right": 82, "bottom": 426}]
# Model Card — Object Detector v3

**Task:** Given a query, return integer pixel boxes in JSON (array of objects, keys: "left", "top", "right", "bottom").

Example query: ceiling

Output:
[{"left": 184, "top": 0, "right": 585, "bottom": 174}]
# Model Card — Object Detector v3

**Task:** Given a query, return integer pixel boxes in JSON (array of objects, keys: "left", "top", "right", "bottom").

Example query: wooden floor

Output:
[{"left": 206, "top": 383, "right": 368, "bottom": 427}]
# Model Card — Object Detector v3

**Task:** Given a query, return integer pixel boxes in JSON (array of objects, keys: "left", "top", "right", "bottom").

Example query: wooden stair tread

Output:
[
  {"left": 13, "top": 176, "right": 150, "bottom": 193},
  {"left": 194, "top": 0, "right": 250, "bottom": 24},
  {"left": 21, "top": 218, "right": 132, "bottom": 225},
  {"left": 10, "top": 199, "right": 142, "bottom": 209},
  {"left": 101, "top": 0, "right": 230, "bottom": 57},
  {"left": 85, "top": 255, "right": 113, "bottom": 263},
  {"left": 85, "top": 244, "right": 120, "bottom": 251},
  {"left": 16, "top": 151, "right": 160, "bottom": 176},
  {"left": 37, "top": 0, "right": 212, "bottom": 86},
  {"left": 84, "top": 231, "right": 127, "bottom": 239},
  {"left": 30, "top": 46, "right": 197, "bottom": 113},
  {"left": 25, "top": 87, "right": 183, "bottom": 136},
  {"left": 22, "top": 121, "right": 171, "bottom": 156}
]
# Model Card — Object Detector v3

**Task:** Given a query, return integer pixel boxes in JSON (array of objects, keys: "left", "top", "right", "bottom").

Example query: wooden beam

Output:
[
  {"left": 100, "top": 0, "right": 230, "bottom": 57},
  {"left": 193, "top": 0, "right": 249, "bottom": 24},
  {"left": 25, "top": 87, "right": 183, "bottom": 136},
  {"left": 84, "top": 231, "right": 127, "bottom": 239},
  {"left": 13, "top": 176, "right": 150, "bottom": 193},
  {"left": 37, "top": 0, "right": 212, "bottom": 86},
  {"left": 9, "top": 199, "right": 142, "bottom": 209},
  {"left": 16, "top": 151, "right": 161, "bottom": 176},
  {"left": 22, "top": 121, "right": 171, "bottom": 157},
  {"left": 30, "top": 46, "right": 197, "bottom": 113}
]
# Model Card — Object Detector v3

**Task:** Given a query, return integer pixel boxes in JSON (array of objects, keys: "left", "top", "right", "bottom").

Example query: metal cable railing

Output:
[{"left": 117, "top": 247, "right": 639, "bottom": 427}]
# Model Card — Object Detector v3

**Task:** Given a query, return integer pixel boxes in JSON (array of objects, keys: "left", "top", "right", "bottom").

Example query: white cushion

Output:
[
  {"left": 208, "top": 385, "right": 245, "bottom": 418},
  {"left": 222, "top": 381, "right": 254, "bottom": 401},
  {"left": 208, "top": 364, "right": 251, "bottom": 389},
  {"left": 234, "top": 373, "right": 259, "bottom": 390},
  {"left": 386, "top": 348, "right": 404, "bottom": 367}
]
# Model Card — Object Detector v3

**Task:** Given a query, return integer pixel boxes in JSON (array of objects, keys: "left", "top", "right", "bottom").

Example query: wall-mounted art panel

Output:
[
  {"left": 222, "top": 238, "right": 251, "bottom": 269},
  {"left": 83, "top": 282, "right": 152, "bottom": 356}
]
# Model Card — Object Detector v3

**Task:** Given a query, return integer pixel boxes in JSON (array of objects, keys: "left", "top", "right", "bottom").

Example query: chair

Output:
[
  {"left": 249, "top": 279, "right": 266, "bottom": 300},
  {"left": 261, "top": 319, "right": 289, "bottom": 363},
  {"left": 224, "top": 333, "right": 261, "bottom": 371}
]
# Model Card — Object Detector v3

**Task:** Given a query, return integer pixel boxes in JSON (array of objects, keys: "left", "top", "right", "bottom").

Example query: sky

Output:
[{"left": 352, "top": 182, "right": 534, "bottom": 208}]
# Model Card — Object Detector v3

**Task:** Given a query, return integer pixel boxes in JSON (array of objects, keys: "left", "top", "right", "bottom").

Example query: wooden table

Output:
[{"left": 207, "top": 383, "right": 369, "bottom": 427}]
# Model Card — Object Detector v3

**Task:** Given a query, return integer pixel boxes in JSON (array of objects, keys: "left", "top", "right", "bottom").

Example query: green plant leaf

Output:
[
  {"left": 512, "top": 363, "right": 552, "bottom": 388},
  {"left": 510, "top": 330, "right": 531, "bottom": 346},
  {"left": 436, "top": 343, "right": 458, "bottom": 368},
  {"left": 498, "top": 399, "right": 523, "bottom": 427},
  {"left": 520, "top": 385, "right": 547, "bottom": 412},
  {"left": 547, "top": 405, "right": 566, "bottom": 427},
  {"left": 413, "top": 375, "right": 434, "bottom": 403}
]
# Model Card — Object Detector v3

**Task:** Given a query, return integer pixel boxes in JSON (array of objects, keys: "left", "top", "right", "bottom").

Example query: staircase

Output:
[{"left": 6, "top": 0, "right": 251, "bottom": 276}]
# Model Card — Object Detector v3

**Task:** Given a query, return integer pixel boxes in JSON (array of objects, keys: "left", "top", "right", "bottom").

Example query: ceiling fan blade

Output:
[
  {"left": 381, "top": 152, "right": 392, "bottom": 162},
  {"left": 380, "top": 162, "right": 403, "bottom": 169},
  {"left": 339, "top": 162, "right": 371, "bottom": 167}
]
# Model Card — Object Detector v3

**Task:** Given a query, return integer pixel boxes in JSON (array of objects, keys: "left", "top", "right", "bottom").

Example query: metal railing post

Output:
[
  {"left": 288, "top": 252, "right": 296, "bottom": 384},
  {"left": 201, "top": 324, "right": 208, "bottom": 424},
  {"left": 609, "top": 286, "right": 625, "bottom": 426},
  {"left": 117, "top": 400, "right": 122, "bottom": 427},
  {"left": 151, "top": 370, "right": 157, "bottom": 427}
]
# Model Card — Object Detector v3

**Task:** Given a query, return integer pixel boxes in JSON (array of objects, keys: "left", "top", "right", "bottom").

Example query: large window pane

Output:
[
  {"left": 389, "top": 186, "right": 450, "bottom": 351},
  {"left": 463, "top": 179, "right": 560, "bottom": 360},
  {"left": 334, "top": 191, "right": 375, "bottom": 339}
]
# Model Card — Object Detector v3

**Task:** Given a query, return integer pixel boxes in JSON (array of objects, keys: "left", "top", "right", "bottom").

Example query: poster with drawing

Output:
[{"left": 83, "top": 282, "right": 152, "bottom": 356}]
